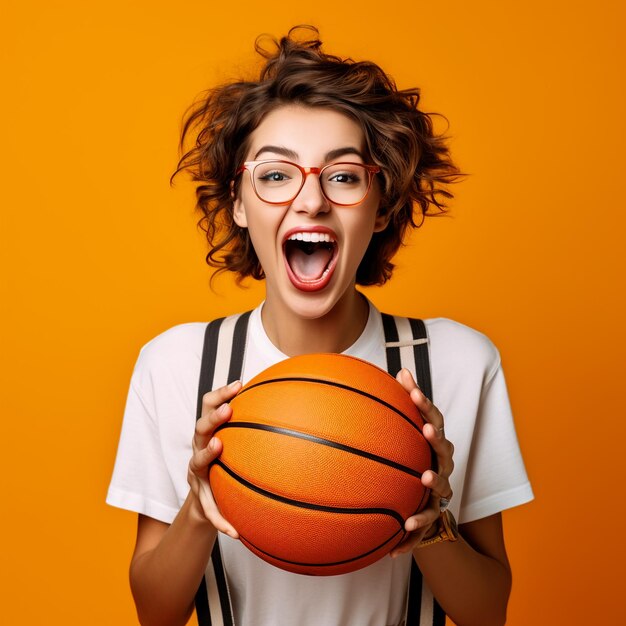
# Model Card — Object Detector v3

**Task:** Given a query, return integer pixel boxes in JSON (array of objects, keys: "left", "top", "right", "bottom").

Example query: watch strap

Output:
[{"left": 417, "top": 510, "right": 459, "bottom": 549}]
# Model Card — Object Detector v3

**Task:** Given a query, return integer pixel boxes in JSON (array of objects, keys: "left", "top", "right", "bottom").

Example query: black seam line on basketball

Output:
[
  {"left": 238, "top": 526, "right": 405, "bottom": 569},
  {"left": 237, "top": 377, "right": 425, "bottom": 434},
  {"left": 216, "top": 421, "right": 424, "bottom": 480},
  {"left": 214, "top": 460, "right": 406, "bottom": 527}
]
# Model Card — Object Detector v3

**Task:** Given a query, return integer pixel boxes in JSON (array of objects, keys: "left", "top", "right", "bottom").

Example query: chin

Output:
[{"left": 288, "top": 279, "right": 357, "bottom": 321}]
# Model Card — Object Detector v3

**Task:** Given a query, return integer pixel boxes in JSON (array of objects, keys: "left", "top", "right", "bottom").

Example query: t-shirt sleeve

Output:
[
  {"left": 458, "top": 360, "right": 534, "bottom": 523},
  {"left": 106, "top": 350, "right": 182, "bottom": 524}
]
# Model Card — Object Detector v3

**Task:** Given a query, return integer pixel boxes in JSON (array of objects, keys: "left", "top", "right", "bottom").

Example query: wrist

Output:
[{"left": 416, "top": 510, "right": 459, "bottom": 549}]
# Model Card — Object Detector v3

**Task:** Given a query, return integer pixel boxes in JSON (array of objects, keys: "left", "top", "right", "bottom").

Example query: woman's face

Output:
[{"left": 233, "top": 105, "right": 387, "bottom": 323}]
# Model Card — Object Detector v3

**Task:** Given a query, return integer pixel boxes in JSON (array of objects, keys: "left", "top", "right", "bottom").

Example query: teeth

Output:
[{"left": 287, "top": 232, "right": 335, "bottom": 243}]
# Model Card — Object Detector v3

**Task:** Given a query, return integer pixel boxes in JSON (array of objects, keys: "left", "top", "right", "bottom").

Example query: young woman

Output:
[{"left": 107, "top": 26, "right": 533, "bottom": 626}]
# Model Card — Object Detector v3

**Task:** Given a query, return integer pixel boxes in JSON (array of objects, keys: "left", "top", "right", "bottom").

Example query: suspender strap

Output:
[
  {"left": 195, "top": 317, "right": 225, "bottom": 422},
  {"left": 382, "top": 313, "right": 403, "bottom": 377},
  {"left": 408, "top": 318, "right": 432, "bottom": 402},
  {"left": 382, "top": 313, "right": 431, "bottom": 399},
  {"left": 195, "top": 311, "right": 252, "bottom": 626},
  {"left": 382, "top": 314, "right": 444, "bottom": 626},
  {"left": 228, "top": 312, "right": 252, "bottom": 384}
]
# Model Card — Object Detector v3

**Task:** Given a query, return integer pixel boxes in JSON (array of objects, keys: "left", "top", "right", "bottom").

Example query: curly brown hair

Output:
[{"left": 173, "top": 25, "right": 461, "bottom": 285}]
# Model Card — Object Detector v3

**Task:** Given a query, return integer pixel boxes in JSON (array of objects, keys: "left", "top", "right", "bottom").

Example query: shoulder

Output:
[
  {"left": 424, "top": 318, "right": 501, "bottom": 381},
  {"left": 139, "top": 322, "right": 207, "bottom": 360},
  {"left": 132, "top": 322, "right": 208, "bottom": 383}
]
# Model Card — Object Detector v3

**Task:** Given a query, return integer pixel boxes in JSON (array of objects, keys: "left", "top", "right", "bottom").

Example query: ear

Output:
[
  {"left": 231, "top": 181, "right": 248, "bottom": 228},
  {"left": 373, "top": 208, "right": 391, "bottom": 233}
]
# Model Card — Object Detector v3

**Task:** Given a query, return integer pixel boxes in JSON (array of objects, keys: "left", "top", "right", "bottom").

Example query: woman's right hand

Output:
[{"left": 187, "top": 379, "right": 242, "bottom": 539}]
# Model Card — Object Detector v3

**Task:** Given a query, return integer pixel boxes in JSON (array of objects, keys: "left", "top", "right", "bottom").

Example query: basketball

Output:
[{"left": 209, "top": 353, "right": 434, "bottom": 576}]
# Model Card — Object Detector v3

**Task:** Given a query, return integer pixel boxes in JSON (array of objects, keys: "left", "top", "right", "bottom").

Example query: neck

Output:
[{"left": 261, "top": 290, "right": 369, "bottom": 356}]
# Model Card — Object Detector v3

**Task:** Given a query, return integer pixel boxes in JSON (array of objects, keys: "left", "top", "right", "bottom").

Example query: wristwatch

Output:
[{"left": 417, "top": 510, "right": 459, "bottom": 548}]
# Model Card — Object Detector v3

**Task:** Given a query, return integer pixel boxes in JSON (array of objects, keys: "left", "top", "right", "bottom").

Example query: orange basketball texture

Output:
[{"left": 209, "top": 353, "right": 434, "bottom": 576}]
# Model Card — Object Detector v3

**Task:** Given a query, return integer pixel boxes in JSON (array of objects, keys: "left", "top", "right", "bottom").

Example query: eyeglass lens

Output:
[{"left": 251, "top": 162, "right": 372, "bottom": 205}]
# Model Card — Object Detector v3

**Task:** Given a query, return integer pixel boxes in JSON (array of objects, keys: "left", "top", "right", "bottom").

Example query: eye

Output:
[
  {"left": 258, "top": 170, "right": 291, "bottom": 182},
  {"left": 254, "top": 162, "right": 301, "bottom": 186},
  {"left": 327, "top": 170, "right": 362, "bottom": 185}
]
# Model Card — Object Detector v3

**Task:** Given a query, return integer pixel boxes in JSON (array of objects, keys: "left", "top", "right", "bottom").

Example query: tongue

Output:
[{"left": 286, "top": 244, "right": 333, "bottom": 281}]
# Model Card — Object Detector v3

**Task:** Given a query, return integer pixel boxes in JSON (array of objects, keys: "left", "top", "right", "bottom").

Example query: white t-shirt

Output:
[{"left": 107, "top": 301, "right": 533, "bottom": 626}]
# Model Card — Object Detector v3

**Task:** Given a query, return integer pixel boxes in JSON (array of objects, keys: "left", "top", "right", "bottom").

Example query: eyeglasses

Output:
[{"left": 236, "top": 159, "right": 381, "bottom": 206}]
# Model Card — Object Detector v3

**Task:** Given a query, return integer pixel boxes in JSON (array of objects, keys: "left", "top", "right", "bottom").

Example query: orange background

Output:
[{"left": 1, "top": 1, "right": 625, "bottom": 624}]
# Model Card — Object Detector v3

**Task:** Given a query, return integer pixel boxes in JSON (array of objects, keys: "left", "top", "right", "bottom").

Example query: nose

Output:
[{"left": 290, "top": 172, "right": 330, "bottom": 217}]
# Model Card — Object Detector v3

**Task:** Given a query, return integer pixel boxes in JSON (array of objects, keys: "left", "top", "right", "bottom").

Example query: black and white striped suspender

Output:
[
  {"left": 381, "top": 314, "right": 445, "bottom": 626},
  {"left": 194, "top": 311, "right": 444, "bottom": 626},
  {"left": 195, "top": 311, "right": 252, "bottom": 626}
]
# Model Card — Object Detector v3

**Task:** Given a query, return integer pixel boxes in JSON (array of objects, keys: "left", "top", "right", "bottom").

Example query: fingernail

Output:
[
  {"left": 209, "top": 437, "right": 217, "bottom": 451},
  {"left": 229, "top": 380, "right": 242, "bottom": 389},
  {"left": 217, "top": 403, "right": 229, "bottom": 416}
]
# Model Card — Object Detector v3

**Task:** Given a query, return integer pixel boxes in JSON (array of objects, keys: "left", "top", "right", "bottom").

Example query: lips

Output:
[{"left": 282, "top": 227, "right": 338, "bottom": 292}]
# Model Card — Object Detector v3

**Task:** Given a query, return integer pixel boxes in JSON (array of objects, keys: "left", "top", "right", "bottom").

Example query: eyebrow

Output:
[
  {"left": 253, "top": 145, "right": 367, "bottom": 162},
  {"left": 326, "top": 147, "right": 367, "bottom": 162},
  {"left": 254, "top": 145, "right": 299, "bottom": 160}
]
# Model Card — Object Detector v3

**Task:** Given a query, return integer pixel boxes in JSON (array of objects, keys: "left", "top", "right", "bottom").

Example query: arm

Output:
[
  {"left": 129, "top": 381, "right": 242, "bottom": 626},
  {"left": 413, "top": 513, "right": 511, "bottom": 626},
  {"left": 391, "top": 369, "right": 511, "bottom": 626}
]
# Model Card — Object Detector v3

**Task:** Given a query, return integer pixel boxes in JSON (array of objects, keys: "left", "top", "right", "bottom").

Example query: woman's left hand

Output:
[{"left": 390, "top": 368, "right": 455, "bottom": 557}]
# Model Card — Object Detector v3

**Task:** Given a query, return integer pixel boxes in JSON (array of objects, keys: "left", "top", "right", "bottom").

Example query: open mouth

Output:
[{"left": 283, "top": 230, "right": 338, "bottom": 292}]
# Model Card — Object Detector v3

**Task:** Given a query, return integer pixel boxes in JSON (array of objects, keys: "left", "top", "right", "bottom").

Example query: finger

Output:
[
  {"left": 398, "top": 372, "right": 454, "bottom": 478},
  {"left": 194, "top": 404, "right": 232, "bottom": 452},
  {"left": 404, "top": 501, "right": 441, "bottom": 535},
  {"left": 199, "top": 483, "right": 239, "bottom": 539},
  {"left": 397, "top": 369, "right": 445, "bottom": 435},
  {"left": 389, "top": 507, "right": 441, "bottom": 557},
  {"left": 188, "top": 438, "right": 239, "bottom": 538},
  {"left": 409, "top": 385, "right": 444, "bottom": 430},
  {"left": 422, "top": 427, "right": 455, "bottom": 479},
  {"left": 396, "top": 367, "right": 419, "bottom": 394},
  {"left": 421, "top": 469, "right": 453, "bottom": 500},
  {"left": 197, "top": 479, "right": 239, "bottom": 539},
  {"left": 204, "top": 506, "right": 239, "bottom": 539},
  {"left": 399, "top": 470, "right": 453, "bottom": 554},
  {"left": 200, "top": 380, "right": 242, "bottom": 419},
  {"left": 196, "top": 399, "right": 233, "bottom": 435},
  {"left": 390, "top": 532, "right": 427, "bottom": 557},
  {"left": 422, "top": 421, "right": 448, "bottom": 444},
  {"left": 195, "top": 381, "right": 242, "bottom": 449},
  {"left": 189, "top": 436, "right": 223, "bottom": 475}
]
